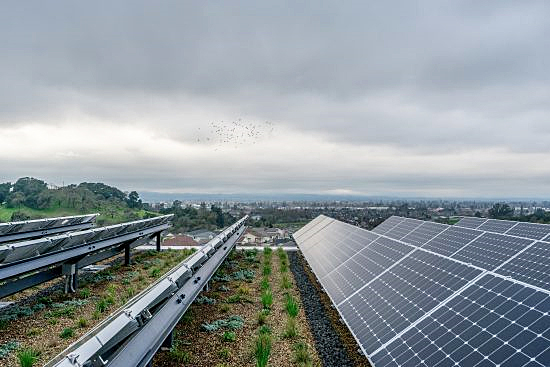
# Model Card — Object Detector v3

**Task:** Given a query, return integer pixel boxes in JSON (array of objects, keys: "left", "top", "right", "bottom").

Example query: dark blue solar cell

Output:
[{"left": 537, "top": 348, "right": 550, "bottom": 365}]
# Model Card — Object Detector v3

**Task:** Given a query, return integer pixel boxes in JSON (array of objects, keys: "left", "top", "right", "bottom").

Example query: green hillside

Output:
[{"left": 0, "top": 177, "right": 155, "bottom": 225}]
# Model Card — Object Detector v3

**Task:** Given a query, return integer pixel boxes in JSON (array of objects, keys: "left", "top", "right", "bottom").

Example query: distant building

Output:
[
  {"left": 186, "top": 229, "right": 217, "bottom": 244},
  {"left": 240, "top": 227, "right": 289, "bottom": 244}
]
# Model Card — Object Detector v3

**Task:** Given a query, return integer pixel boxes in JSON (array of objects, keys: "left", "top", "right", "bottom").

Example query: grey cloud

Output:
[{"left": 0, "top": 1, "right": 549, "bottom": 196}]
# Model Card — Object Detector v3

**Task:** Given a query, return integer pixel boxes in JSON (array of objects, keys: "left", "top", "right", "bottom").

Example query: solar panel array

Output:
[
  {"left": 0, "top": 214, "right": 98, "bottom": 243},
  {"left": 0, "top": 215, "right": 172, "bottom": 265},
  {"left": 294, "top": 215, "right": 550, "bottom": 367}
]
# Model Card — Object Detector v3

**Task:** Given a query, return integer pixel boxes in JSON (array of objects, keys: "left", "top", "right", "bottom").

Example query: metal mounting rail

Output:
[
  {"left": 0, "top": 214, "right": 99, "bottom": 244},
  {"left": 46, "top": 216, "right": 248, "bottom": 367},
  {"left": 0, "top": 215, "right": 173, "bottom": 298}
]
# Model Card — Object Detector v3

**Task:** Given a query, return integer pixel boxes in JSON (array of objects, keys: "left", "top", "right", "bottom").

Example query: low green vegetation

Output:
[
  {"left": 259, "top": 325, "right": 271, "bottom": 335},
  {"left": 26, "top": 328, "right": 41, "bottom": 337},
  {"left": 225, "top": 294, "right": 253, "bottom": 304},
  {"left": 169, "top": 345, "right": 191, "bottom": 363},
  {"left": 218, "top": 347, "right": 231, "bottom": 360},
  {"left": 294, "top": 341, "right": 313, "bottom": 367},
  {"left": 222, "top": 331, "right": 236, "bottom": 342},
  {"left": 261, "top": 289, "right": 273, "bottom": 310},
  {"left": 257, "top": 310, "right": 269, "bottom": 326},
  {"left": 254, "top": 334, "right": 271, "bottom": 367},
  {"left": 17, "top": 348, "right": 40, "bottom": 367},
  {"left": 219, "top": 304, "right": 231, "bottom": 313},
  {"left": 260, "top": 276, "right": 270, "bottom": 290},
  {"left": 281, "top": 275, "right": 292, "bottom": 289},
  {"left": 60, "top": 327, "right": 75, "bottom": 339},
  {"left": 78, "top": 288, "right": 91, "bottom": 298},
  {"left": 201, "top": 316, "right": 245, "bottom": 332},
  {"left": 283, "top": 318, "right": 298, "bottom": 339},
  {"left": 285, "top": 293, "right": 299, "bottom": 318},
  {"left": 77, "top": 317, "right": 88, "bottom": 328}
]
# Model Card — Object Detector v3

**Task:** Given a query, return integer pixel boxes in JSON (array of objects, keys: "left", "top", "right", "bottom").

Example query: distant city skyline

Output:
[{"left": 1, "top": 1, "right": 549, "bottom": 198}]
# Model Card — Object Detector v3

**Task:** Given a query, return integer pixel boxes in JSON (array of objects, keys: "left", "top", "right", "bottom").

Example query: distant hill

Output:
[{"left": 0, "top": 177, "right": 153, "bottom": 225}]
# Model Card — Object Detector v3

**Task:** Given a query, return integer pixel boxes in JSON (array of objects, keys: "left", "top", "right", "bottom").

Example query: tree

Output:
[
  {"left": 127, "top": 191, "right": 142, "bottom": 209},
  {"left": 0, "top": 182, "right": 11, "bottom": 203},
  {"left": 488, "top": 203, "right": 514, "bottom": 219},
  {"left": 78, "top": 182, "right": 126, "bottom": 201},
  {"left": 11, "top": 177, "right": 48, "bottom": 209},
  {"left": 7, "top": 192, "right": 25, "bottom": 208},
  {"left": 211, "top": 205, "right": 224, "bottom": 227}
]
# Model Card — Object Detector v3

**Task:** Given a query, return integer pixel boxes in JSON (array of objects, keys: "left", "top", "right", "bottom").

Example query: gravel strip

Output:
[{"left": 289, "top": 251, "right": 369, "bottom": 367}]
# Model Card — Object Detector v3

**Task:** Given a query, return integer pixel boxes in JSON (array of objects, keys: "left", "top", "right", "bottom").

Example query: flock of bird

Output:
[{"left": 195, "top": 119, "right": 275, "bottom": 150}]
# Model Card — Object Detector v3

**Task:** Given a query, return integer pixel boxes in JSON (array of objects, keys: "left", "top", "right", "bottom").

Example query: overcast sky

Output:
[{"left": 1, "top": 1, "right": 549, "bottom": 198}]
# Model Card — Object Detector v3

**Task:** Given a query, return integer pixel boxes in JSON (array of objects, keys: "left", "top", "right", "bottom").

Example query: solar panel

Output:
[
  {"left": 0, "top": 215, "right": 172, "bottom": 264},
  {"left": 320, "top": 237, "right": 414, "bottom": 304},
  {"left": 0, "top": 214, "right": 97, "bottom": 236},
  {"left": 477, "top": 219, "right": 518, "bottom": 234},
  {"left": 401, "top": 221, "right": 447, "bottom": 247},
  {"left": 338, "top": 250, "right": 481, "bottom": 354},
  {"left": 384, "top": 219, "right": 423, "bottom": 241},
  {"left": 496, "top": 241, "right": 550, "bottom": 291},
  {"left": 372, "top": 216, "right": 405, "bottom": 234},
  {"left": 0, "top": 214, "right": 98, "bottom": 243},
  {"left": 420, "top": 226, "right": 482, "bottom": 257},
  {"left": 293, "top": 215, "right": 327, "bottom": 240},
  {"left": 455, "top": 217, "right": 487, "bottom": 229},
  {"left": 505, "top": 222, "right": 550, "bottom": 241},
  {"left": 295, "top": 215, "right": 550, "bottom": 366},
  {"left": 451, "top": 232, "right": 534, "bottom": 271},
  {"left": 372, "top": 274, "right": 550, "bottom": 367},
  {"left": 295, "top": 216, "right": 336, "bottom": 250}
]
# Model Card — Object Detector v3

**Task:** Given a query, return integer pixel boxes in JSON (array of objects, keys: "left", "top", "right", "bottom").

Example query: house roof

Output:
[{"left": 162, "top": 235, "right": 199, "bottom": 247}]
